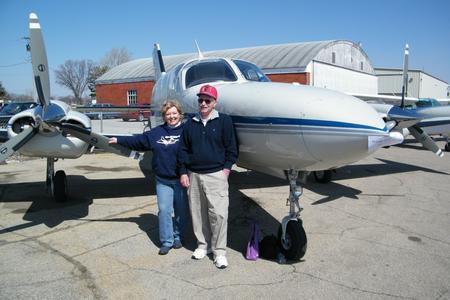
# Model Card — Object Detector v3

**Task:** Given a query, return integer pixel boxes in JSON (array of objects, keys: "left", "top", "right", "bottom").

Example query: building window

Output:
[
  {"left": 332, "top": 52, "right": 336, "bottom": 64},
  {"left": 127, "top": 89, "right": 137, "bottom": 105},
  {"left": 360, "top": 62, "right": 364, "bottom": 71}
]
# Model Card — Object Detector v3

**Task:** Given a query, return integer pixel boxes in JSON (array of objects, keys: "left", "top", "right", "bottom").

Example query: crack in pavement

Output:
[{"left": 293, "top": 269, "right": 419, "bottom": 299}]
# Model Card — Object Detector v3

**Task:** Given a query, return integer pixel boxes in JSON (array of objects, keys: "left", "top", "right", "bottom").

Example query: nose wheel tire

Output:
[
  {"left": 53, "top": 170, "right": 68, "bottom": 202},
  {"left": 445, "top": 142, "right": 450, "bottom": 152},
  {"left": 278, "top": 219, "right": 307, "bottom": 260}
]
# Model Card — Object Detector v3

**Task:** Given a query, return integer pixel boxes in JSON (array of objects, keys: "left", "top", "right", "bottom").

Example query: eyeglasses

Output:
[{"left": 198, "top": 98, "right": 213, "bottom": 105}]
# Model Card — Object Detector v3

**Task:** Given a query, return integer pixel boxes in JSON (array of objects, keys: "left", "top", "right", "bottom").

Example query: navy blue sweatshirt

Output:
[
  {"left": 178, "top": 111, "right": 238, "bottom": 175},
  {"left": 117, "top": 123, "right": 184, "bottom": 179}
]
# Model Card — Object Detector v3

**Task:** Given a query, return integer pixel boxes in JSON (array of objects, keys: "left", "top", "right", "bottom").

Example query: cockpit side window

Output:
[
  {"left": 233, "top": 59, "right": 270, "bottom": 82},
  {"left": 185, "top": 60, "right": 237, "bottom": 88}
]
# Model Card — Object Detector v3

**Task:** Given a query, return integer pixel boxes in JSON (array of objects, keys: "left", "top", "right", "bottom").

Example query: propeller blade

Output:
[
  {"left": 408, "top": 125, "right": 444, "bottom": 157},
  {"left": 0, "top": 127, "right": 36, "bottom": 162},
  {"left": 400, "top": 44, "right": 409, "bottom": 109},
  {"left": 59, "top": 123, "right": 143, "bottom": 160},
  {"left": 29, "top": 13, "right": 50, "bottom": 109}
]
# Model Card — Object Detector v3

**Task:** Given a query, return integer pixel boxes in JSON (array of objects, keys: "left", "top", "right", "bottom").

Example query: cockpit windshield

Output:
[
  {"left": 185, "top": 59, "right": 237, "bottom": 88},
  {"left": 233, "top": 60, "right": 270, "bottom": 82}
]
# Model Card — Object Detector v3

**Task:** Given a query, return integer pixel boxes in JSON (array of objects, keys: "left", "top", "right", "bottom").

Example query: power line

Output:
[{"left": 0, "top": 60, "right": 31, "bottom": 68}]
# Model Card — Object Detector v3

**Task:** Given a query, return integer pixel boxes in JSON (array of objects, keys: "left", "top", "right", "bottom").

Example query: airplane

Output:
[
  {"left": 0, "top": 13, "right": 143, "bottom": 202},
  {"left": 353, "top": 44, "right": 450, "bottom": 152},
  {"left": 149, "top": 41, "right": 445, "bottom": 260},
  {"left": 0, "top": 13, "right": 442, "bottom": 261}
]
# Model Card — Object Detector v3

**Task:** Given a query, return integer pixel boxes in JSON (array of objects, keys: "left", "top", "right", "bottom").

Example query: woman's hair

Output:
[{"left": 160, "top": 100, "right": 184, "bottom": 120}]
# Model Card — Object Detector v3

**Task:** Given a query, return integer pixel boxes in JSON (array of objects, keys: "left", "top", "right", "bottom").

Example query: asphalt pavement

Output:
[{"left": 0, "top": 132, "right": 449, "bottom": 299}]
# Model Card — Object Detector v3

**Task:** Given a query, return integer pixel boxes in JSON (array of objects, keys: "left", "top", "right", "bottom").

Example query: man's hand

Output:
[
  {"left": 108, "top": 137, "right": 117, "bottom": 144},
  {"left": 223, "top": 168, "right": 230, "bottom": 178},
  {"left": 180, "top": 174, "right": 190, "bottom": 188}
]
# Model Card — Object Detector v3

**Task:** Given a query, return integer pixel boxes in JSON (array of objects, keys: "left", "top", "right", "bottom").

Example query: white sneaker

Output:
[
  {"left": 191, "top": 248, "right": 212, "bottom": 260},
  {"left": 214, "top": 255, "right": 228, "bottom": 269}
]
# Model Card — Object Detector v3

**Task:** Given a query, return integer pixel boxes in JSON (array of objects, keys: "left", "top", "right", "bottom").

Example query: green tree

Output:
[{"left": 0, "top": 81, "right": 8, "bottom": 100}]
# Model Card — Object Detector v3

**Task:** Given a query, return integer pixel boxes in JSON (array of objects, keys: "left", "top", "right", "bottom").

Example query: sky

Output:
[{"left": 1, "top": 0, "right": 449, "bottom": 98}]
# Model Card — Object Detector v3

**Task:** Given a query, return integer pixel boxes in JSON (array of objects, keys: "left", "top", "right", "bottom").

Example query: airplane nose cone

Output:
[{"left": 43, "top": 103, "right": 66, "bottom": 123}]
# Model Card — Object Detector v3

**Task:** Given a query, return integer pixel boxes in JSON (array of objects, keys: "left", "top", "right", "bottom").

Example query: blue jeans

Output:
[{"left": 155, "top": 176, "right": 189, "bottom": 247}]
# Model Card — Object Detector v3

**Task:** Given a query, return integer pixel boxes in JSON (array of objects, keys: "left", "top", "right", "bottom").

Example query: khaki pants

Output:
[{"left": 188, "top": 170, "right": 229, "bottom": 257}]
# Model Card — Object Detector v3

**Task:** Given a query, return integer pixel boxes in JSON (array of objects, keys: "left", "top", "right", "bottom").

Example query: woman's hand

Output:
[{"left": 180, "top": 174, "right": 190, "bottom": 188}]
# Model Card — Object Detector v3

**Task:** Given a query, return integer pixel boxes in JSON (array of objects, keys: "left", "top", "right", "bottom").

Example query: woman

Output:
[{"left": 109, "top": 100, "right": 188, "bottom": 255}]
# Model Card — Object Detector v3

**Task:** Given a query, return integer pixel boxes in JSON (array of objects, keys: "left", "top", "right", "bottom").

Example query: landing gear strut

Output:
[
  {"left": 46, "top": 157, "right": 67, "bottom": 202},
  {"left": 278, "top": 169, "right": 307, "bottom": 260}
]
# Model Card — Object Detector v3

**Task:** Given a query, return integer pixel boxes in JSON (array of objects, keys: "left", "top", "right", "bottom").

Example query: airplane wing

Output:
[{"left": 351, "top": 93, "right": 419, "bottom": 106}]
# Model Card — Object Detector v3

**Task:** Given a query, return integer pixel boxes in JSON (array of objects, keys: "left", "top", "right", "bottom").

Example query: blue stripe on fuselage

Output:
[
  {"left": 418, "top": 119, "right": 450, "bottom": 127},
  {"left": 230, "top": 115, "right": 387, "bottom": 133}
]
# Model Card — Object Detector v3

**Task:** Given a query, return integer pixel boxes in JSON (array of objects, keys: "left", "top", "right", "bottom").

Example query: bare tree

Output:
[
  {"left": 87, "top": 48, "right": 132, "bottom": 98},
  {"left": 7, "top": 93, "right": 34, "bottom": 102},
  {"left": 55, "top": 59, "right": 94, "bottom": 104},
  {"left": 100, "top": 48, "right": 132, "bottom": 69}
]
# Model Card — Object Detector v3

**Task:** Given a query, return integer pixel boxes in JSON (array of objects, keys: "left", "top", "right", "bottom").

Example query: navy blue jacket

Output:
[
  {"left": 117, "top": 123, "right": 184, "bottom": 179},
  {"left": 178, "top": 111, "right": 238, "bottom": 174}
]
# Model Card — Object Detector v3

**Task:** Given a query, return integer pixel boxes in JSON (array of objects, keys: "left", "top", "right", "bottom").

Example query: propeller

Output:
[
  {"left": 0, "top": 13, "right": 49, "bottom": 162},
  {"left": 386, "top": 44, "right": 443, "bottom": 157},
  {"left": 59, "top": 123, "right": 143, "bottom": 160},
  {"left": 0, "top": 127, "right": 37, "bottom": 162}
]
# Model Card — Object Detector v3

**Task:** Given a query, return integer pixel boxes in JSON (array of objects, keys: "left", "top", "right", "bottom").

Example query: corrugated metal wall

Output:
[
  {"left": 311, "top": 61, "right": 377, "bottom": 94},
  {"left": 376, "top": 69, "right": 448, "bottom": 98}
]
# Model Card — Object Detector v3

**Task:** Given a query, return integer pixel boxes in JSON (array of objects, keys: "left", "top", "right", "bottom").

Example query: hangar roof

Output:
[{"left": 97, "top": 40, "right": 374, "bottom": 84}]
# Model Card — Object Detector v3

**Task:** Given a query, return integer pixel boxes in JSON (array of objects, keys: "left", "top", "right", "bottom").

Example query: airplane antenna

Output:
[
  {"left": 195, "top": 40, "right": 203, "bottom": 59},
  {"left": 400, "top": 44, "right": 409, "bottom": 108}
]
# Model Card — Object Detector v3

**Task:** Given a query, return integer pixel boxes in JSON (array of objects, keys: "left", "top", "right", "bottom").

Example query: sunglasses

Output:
[{"left": 198, "top": 98, "right": 213, "bottom": 105}]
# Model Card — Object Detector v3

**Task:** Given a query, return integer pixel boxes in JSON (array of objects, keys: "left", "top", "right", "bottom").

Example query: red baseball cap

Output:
[{"left": 197, "top": 84, "right": 218, "bottom": 100}]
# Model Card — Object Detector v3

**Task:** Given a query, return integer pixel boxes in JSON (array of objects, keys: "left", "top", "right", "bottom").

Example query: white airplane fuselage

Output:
[
  {"left": 416, "top": 106, "right": 450, "bottom": 137},
  {"left": 152, "top": 57, "right": 399, "bottom": 178}
]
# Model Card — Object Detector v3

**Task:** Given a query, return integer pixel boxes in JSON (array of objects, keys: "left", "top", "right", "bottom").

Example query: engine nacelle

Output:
[{"left": 8, "top": 102, "right": 92, "bottom": 159}]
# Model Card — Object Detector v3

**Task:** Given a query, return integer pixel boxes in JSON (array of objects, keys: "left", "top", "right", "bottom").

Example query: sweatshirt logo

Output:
[{"left": 157, "top": 135, "right": 180, "bottom": 146}]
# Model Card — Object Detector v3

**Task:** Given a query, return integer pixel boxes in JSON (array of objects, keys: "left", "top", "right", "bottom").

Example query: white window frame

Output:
[{"left": 127, "top": 89, "right": 137, "bottom": 105}]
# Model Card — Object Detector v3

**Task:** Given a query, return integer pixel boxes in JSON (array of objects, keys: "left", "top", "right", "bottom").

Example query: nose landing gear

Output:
[
  {"left": 46, "top": 157, "right": 68, "bottom": 202},
  {"left": 278, "top": 169, "right": 308, "bottom": 260}
]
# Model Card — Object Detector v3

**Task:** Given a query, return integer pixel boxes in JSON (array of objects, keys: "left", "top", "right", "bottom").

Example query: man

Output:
[{"left": 179, "top": 84, "right": 238, "bottom": 269}]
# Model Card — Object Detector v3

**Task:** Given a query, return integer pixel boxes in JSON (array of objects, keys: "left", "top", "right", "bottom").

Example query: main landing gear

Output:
[
  {"left": 46, "top": 157, "right": 68, "bottom": 202},
  {"left": 278, "top": 169, "right": 308, "bottom": 260},
  {"left": 313, "top": 170, "right": 333, "bottom": 183}
]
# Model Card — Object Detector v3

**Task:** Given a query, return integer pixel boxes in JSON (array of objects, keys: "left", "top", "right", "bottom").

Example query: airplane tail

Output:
[{"left": 152, "top": 43, "right": 166, "bottom": 81}]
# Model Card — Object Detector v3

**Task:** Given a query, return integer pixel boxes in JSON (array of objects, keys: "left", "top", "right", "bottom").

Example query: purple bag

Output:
[{"left": 246, "top": 221, "right": 262, "bottom": 260}]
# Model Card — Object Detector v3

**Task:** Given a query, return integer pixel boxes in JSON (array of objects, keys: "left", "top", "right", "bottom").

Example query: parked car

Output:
[
  {"left": 85, "top": 103, "right": 120, "bottom": 119},
  {"left": 121, "top": 104, "right": 152, "bottom": 122},
  {"left": 0, "top": 101, "right": 38, "bottom": 142}
]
